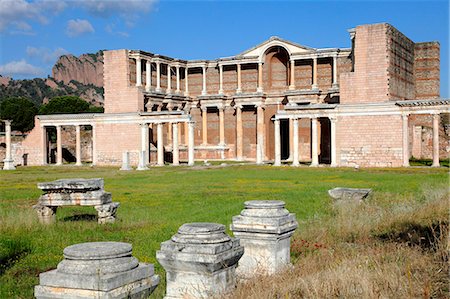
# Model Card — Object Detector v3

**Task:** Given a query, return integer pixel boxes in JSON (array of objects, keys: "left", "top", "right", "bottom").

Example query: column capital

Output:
[
  {"left": 329, "top": 116, "right": 337, "bottom": 122},
  {"left": 3, "top": 119, "right": 11, "bottom": 125}
]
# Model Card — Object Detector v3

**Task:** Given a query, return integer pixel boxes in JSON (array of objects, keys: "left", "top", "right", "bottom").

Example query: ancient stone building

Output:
[{"left": 17, "top": 23, "right": 449, "bottom": 168}]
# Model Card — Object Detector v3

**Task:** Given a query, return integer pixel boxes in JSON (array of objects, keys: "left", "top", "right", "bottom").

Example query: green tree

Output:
[
  {"left": 39, "top": 96, "right": 91, "bottom": 114},
  {"left": 0, "top": 97, "right": 38, "bottom": 133}
]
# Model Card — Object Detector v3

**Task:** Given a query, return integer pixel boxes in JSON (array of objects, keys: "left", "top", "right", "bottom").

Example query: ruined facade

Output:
[{"left": 16, "top": 23, "right": 449, "bottom": 168}]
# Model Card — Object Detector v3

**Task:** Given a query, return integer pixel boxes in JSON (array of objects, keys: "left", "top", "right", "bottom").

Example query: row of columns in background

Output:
[
  {"left": 402, "top": 113, "right": 441, "bottom": 167},
  {"left": 274, "top": 117, "right": 337, "bottom": 167},
  {"left": 138, "top": 121, "right": 195, "bottom": 169},
  {"left": 41, "top": 124, "right": 90, "bottom": 166},
  {"left": 134, "top": 55, "right": 340, "bottom": 96},
  {"left": 200, "top": 104, "right": 266, "bottom": 163}
]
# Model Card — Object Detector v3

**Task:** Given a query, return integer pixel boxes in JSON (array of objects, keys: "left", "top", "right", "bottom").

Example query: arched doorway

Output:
[{"left": 263, "top": 46, "right": 290, "bottom": 92}]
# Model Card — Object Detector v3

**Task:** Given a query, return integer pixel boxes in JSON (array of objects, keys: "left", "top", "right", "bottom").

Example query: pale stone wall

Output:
[
  {"left": 95, "top": 122, "right": 140, "bottom": 165},
  {"left": 104, "top": 50, "right": 144, "bottom": 113},
  {"left": 20, "top": 117, "right": 44, "bottom": 166},
  {"left": 336, "top": 115, "right": 403, "bottom": 167},
  {"left": 340, "top": 23, "right": 390, "bottom": 104}
]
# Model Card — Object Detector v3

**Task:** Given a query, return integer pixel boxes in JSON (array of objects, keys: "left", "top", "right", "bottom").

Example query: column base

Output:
[
  {"left": 402, "top": 163, "right": 410, "bottom": 168},
  {"left": 273, "top": 162, "right": 281, "bottom": 167},
  {"left": 256, "top": 87, "right": 263, "bottom": 93},
  {"left": 236, "top": 89, "right": 242, "bottom": 94},
  {"left": 291, "top": 162, "right": 299, "bottom": 167},
  {"left": 288, "top": 85, "right": 296, "bottom": 90},
  {"left": 431, "top": 163, "right": 440, "bottom": 168},
  {"left": 330, "top": 163, "right": 338, "bottom": 168},
  {"left": 75, "top": 162, "right": 82, "bottom": 166},
  {"left": 331, "top": 83, "right": 339, "bottom": 89},
  {"left": 309, "top": 163, "right": 319, "bottom": 167},
  {"left": 201, "top": 91, "right": 207, "bottom": 96},
  {"left": 311, "top": 84, "right": 319, "bottom": 90},
  {"left": 3, "top": 159, "right": 16, "bottom": 170},
  {"left": 218, "top": 90, "right": 224, "bottom": 95},
  {"left": 137, "top": 165, "right": 149, "bottom": 170}
]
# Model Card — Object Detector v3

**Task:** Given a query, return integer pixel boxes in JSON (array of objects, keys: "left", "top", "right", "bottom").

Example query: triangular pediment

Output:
[{"left": 239, "top": 36, "right": 315, "bottom": 58}]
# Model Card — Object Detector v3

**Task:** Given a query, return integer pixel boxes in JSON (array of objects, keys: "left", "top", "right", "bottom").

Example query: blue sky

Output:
[{"left": 0, "top": 0, "right": 448, "bottom": 97}]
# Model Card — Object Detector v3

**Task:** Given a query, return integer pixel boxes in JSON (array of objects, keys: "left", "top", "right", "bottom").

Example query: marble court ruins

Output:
[{"left": 3, "top": 22, "right": 449, "bottom": 170}]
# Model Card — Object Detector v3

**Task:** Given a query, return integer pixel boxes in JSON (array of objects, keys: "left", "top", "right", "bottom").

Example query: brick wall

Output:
[
  {"left": 414, "top": 42, "right": 440, "bottom": 99},
  {"left": 336, "top": 115, "right": 403, "bottom": 167},
  {"left": 20, "top": 117, "right": 43, "bottom": 165},
  {"left": 387, "top": 25, "right": 415, "bottom": 100},
  {"left": 104, "top": 50, "right": 144, "bottom": 113}
]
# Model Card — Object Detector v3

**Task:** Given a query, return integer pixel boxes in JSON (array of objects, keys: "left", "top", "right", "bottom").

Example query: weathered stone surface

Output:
[
  {"left": 231, "top": 200, "right": 298, "bottom": 278},
  {"left": 35, "top": 242, "right": 159, "bottom": 299},
  {"left": 328, "top": 187, "right": 372, "bottom": 201},
  {"left": 120, "top": 151, "right": 132, "bottom": 171},
  {"left": 34, "top": 178, "right": 119, "bottom": 224},
  {"left": 37, "top": 178, "right": 104, "bottom": 192},
  {"left": 157, "top": 222, "right": 244, "bottom": 298}
]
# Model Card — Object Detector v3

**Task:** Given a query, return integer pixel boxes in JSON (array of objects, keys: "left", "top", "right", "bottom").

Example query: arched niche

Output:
[{"left": 263, "top": 46, "right": 290, "bottom": 92}]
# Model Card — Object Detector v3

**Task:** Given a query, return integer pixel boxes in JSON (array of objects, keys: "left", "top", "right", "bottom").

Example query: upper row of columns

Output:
[{"left": 134, "top": 55, "right": 339, "bottom": 96}]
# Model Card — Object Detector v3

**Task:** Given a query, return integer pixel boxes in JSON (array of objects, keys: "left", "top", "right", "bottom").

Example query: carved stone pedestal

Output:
[
  {"left": 231, "top": 200, "right": 298, "bottom": 278},
  {"left": 35, "top": 242, "right": 159, "bottom": 298},
  {"left": 157, "top": 223, "right": 244, "bottom": 298}
]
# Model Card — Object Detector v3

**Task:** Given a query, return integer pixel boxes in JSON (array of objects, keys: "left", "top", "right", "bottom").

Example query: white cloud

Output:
[
  {"left": 0, "top": 60, "right": 43, "bottom": 77},
  {"left": 105, "top": 23, "right": 129, "bottom": 38},
  {"left": 26, "top": 47, "right": 69, "bottom": 64},
  {"left": 0, "top": 0, "right": 64, "bottom": 32},
  {"left": 66, "top": 19, "right": 94, "bottom": 37},
  {"left": 76, "top": 0, "right": 156, "bottom": 19}
]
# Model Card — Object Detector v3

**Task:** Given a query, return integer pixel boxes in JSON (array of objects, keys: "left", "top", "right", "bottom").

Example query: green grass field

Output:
[{"left": 0, "top": 165, "right": 448, "bottom": 298}]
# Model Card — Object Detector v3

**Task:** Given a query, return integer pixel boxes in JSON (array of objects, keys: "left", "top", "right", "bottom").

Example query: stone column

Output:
[
  {"left": 75, "top": 125, "right": 82, "bottom": 166},
  {"left": 188, "top": 121, "right": 195, "bottom": 166},
  {"left": 56, "top": 125, "right": 62, "bottom": 165},
  {"left": 236, "top": 105, "right": 243, "bottom": 161},
  {"left": 202, "top": 107, "right": 208, "bottom": 145},
  {"left": 3, "top": 120, "right": 15, "bottom": 170},
  {"left": 172, "top": 122, "right": 179, "bottom": 166},
  {"left": 289, "top": 59, "right": 296, "bottom": 90},
  {"left": 311, "top": 117, "right": 319, "bottom": 166},
  {"left": 166, "top": 65, "right": 172, "bottom": 94},
  {"left": 140, "top": 123, "right": 148, "bottom": 165},
  {"left": 175, "top": 65, "right": 180, "bottom": 93},
  {"left": 35, "top": 242, "right": 160, "bottom": 298},
  {"left": 91, "top": 124, "right": 97, "bottom": 166},
  {"left": 156, "top": 223, "right": 244, "bottom": 298},
  {"left": 332, "top": 55, "right": 339, "bottom": 88},
  {"left": 120, "top": 151, "right": 132, "bottom": 171},
  {"left": 257, "top": 62, "right": 263, "bottom": 92},
  {"left": 330, "top": 117, "right": 338, "bottom": 167},
  {"left": 146, "top": 60, "right": 151, "bottom": 91},
  {"left": 219, "top": 107, "right": 225, "bottom": 146},
  {"left": 135, "top": 57, "right": 142, "bottom": 86},
  {"left": 218, "top": 64, "right": 224, "bottom": 94},
  {"left": 312, "top": 57, "right": 318, "bottom": 90},
  {"left": 402, "top": 114, "right": 410, "bottom": 167},
  {"left": 236, "top": 63, "right": 242, "bottom": 94},
  {"left": 230, "top": 200, "right": 298, "bottom": 278},
  {"left": 184, "top": 67, "right": 189, "bottom": 96},
  {"left": 202, "top": 65, "right": 207, "bottom": 96},
  {"left": 156, "top": 61, "right": 161, "bottom": 92},
  {"left": 292, "top": 118, "right": 299, "bottom": 167},
  {"left": 41, "top": 126, "right": 47, "bottom": 165},
  {"left": 432, "top": 113, "right": 440, "bottom": 167},
  {"left": 157, "top": 123, "right": 164, "bottom": 166},
  {"left": 274, "top": 119, "right": 281, "bottom": 166},
  {"left": 256, "top": 105, "right": 264, "bottom": 164}
]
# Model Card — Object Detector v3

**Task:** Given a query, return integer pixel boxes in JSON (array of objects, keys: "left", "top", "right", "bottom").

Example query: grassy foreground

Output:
[{"left": 0, "top": 165, "right": 448, "bottom": 298}]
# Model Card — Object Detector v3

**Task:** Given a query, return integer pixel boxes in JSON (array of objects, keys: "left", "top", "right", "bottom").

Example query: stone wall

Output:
[
  {"left": 386, "top": 25, "right": 415, "bottom": 100},
  {"left": 95, "top": 122, "right": 141, "bottom": 165},
  {"left": 104, "top": 50, "right": 144, "bottom": 113},
  {"left": 336, "top": 115, "right": 403, "bottom": 167},
  {"left": 340, "top": 23, "right": 390, "bottom": 104},
  {"left": 414, "top": 42, "right": 440, "bottom": 99}
]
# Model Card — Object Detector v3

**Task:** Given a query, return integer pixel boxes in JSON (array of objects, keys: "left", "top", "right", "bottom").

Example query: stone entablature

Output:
[{"left": 33, "top": 178, "right": 120, "bottom": 224}]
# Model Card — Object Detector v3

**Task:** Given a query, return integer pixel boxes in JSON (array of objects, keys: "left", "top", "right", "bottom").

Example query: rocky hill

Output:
[
  {"left": 0, "top": 51, "right": 105, "bottom": 107},
  {"left": 52, "top": 51, "right": 104, "bottom": 87}
]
